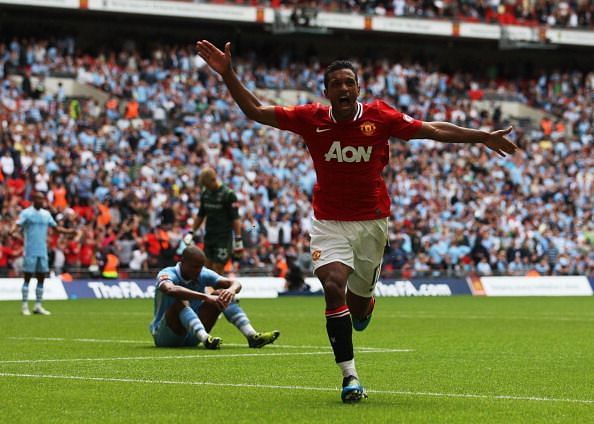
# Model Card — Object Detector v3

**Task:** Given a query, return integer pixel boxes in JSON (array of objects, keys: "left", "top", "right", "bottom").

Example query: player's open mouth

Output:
[{"left": 338, "top": 96, "right": 351, "bottom": 106}]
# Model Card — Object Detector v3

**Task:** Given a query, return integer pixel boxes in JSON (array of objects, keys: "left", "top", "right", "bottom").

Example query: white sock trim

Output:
[
  {"left": 239, "top": 324, "right": 257, "bottom": 338},
  {"left": 337, "top": 359, "right": 358, "bottom": 379},
  {"left": 196, "top": 329, "right": 209, "bottom": 343}
]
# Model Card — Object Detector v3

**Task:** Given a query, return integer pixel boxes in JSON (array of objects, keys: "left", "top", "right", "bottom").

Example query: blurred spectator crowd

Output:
[
  {"left": 191, "top": 0, "right": 594, "bottom": 28},
  {"left": 0, "top": 37, "right": 592, "bottom": 280}
]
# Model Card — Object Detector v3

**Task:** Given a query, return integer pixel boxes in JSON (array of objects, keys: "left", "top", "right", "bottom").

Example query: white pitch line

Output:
[
  {"left": 0, "top": 348, "right": 410, "bottom": 364},
  {"left": 382, "top": 313, "right": 594, "bottom": 323},
  {"left": 7, "top": 337, "right": 408, "bottom": 351},
  {"left": 8, "top": 337, "right": 144, "bottom": 344},
  {"left": 0, "top": 372, "right": 592, "bottom": 405}
]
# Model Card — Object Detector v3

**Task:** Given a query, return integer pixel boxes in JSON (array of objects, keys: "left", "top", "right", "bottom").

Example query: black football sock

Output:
[{"left": 325, "top": 305, "right": 354, "bottom": 363}]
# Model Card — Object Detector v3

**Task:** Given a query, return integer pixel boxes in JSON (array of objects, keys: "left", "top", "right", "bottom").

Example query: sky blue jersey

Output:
[
  {"left": 17, "top": 207, "right": 57, "bottom": 258},
  {"left": 149, "top": 263, "right": 222, "bottom": 334}
]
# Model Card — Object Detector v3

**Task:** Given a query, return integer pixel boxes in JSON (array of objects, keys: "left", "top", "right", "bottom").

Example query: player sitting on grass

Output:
[{"left": 149, "top": 245, "right": 280, "bottom": 349}]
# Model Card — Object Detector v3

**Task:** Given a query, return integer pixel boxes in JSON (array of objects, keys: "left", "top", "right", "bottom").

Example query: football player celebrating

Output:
[{"left": 196, "top": 40, "right": 518, "bottom": 403}]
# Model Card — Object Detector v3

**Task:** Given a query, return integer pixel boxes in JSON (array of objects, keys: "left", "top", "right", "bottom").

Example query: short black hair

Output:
[
  {"left": 323, "top": 60, "right": 357, "bottom": 89},
  {"left": 182, "top": 245, "right": 205, "bottom": 264}
]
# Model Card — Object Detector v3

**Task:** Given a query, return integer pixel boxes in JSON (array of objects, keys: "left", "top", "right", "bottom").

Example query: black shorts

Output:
[{"left": 204, "top": 238, "right": 232, "bottom": 264}]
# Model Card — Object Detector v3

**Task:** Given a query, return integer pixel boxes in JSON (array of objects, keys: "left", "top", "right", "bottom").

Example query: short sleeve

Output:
[
  {"left": 200, "top": 267, "right": 222, "bottom": 288},
  {"left": 156, "top": 269, "right": 175, "bottom": 289},
  {"left": 378, "top": 100, "right": 422, "bottom": 140},
  {"left": 274, "top": 104, "right": 315, "bottom": 135}
]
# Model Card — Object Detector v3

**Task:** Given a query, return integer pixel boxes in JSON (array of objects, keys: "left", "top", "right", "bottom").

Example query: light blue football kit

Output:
[
  {"left": 17, "top": 206, "right": 57, "bottom": 273},
  {"left": 149, "top": 263, "right": 252, "bottom": 347}
]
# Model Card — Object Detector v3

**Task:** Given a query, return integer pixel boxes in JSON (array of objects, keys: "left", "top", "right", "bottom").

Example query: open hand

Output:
[
  {"left": 483, "top": 126, "right": 520, "bottom": 157},
  {"left": 196, "top": 40, "right": 232, "bottom": 76}
]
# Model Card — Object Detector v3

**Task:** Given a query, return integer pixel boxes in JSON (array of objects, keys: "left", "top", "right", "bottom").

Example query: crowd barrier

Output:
[{"left": 1, "top": 276, "right": 593, "bottom": 300}]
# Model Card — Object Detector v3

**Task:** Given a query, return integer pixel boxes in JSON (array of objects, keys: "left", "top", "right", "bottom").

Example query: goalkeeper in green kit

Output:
[{"left": 191, "top": 167, "right": 244, "bottom": 275}]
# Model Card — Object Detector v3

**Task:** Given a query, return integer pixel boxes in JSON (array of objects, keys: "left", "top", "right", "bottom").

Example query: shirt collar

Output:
[{"left": 329, "top": 101, "right": 363, "bottom": 123}]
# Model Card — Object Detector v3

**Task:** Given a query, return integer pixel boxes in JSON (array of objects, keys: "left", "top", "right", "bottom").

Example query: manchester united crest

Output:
[
  {"left": 360, "top": 121, "right": 376, "bottom": 136},
  {"left": 312, "top": 250, "right": 322, "bottom": 261}
]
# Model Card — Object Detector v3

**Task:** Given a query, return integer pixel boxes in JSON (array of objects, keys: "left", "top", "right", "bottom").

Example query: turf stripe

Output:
[
  {"left": 382, "top": 313, "right": 594, "bottom": 322},
  {"left": 0, "top": 348, "right": 410, "bottom": 364},
  {"left": 0, "top": 372, "right": 592, "bottom": 405},
  {"left": 7, "top": 336, "right": 410, "bottom": 351}
]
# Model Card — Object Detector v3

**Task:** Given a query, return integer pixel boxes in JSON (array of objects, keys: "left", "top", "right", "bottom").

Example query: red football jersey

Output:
[{"left": 275, "top": 100, "right": 422, "bottom": 221}]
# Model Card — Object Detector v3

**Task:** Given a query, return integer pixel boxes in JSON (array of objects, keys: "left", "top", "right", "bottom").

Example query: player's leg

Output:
[
  {"left": 205, "top": 257, "right": 225, "bottom": 275},
  {"left": 204, "top": 242, "right": 228, "bottom": 275},
  {"left": 21, "top": 256, "right": 37, "bottom": 315},
  {"left": 164, "top": 301, "right": 189, "bottom": 335},
  {"left": 21, "top": 271, "right": 32, "bottom": 316},
  {"left": 316, "top": 262, "right": 352, "bottom": 364},
  {"left": 316, "top": 262, "right": 366, "bottom": 403},
  {"left": 311, "top": 218, "right": 370, "bottom": 403},
  {"left": 33, "top": 257, "right": 51, "bottom": 315},
  {"left": 205, "top": 290, "right": 280, "bottom": 348},
  {"left": 348, "top": 219, "right": 387, "bottom": 331},
  {"left": 156, "top": 300, "right": 221, "bottom": 349},
  {"left": 347, "top": 290, "right": 375, "bottom": 331},
  {"left": 197, "top": 299, "right": 222, "bottom": 333}
]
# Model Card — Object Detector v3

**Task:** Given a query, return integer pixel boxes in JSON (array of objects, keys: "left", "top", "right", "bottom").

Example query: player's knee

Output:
[
  {"left": 322, "top": 272, "right": 347, "bottom": 299},
  {"left": 170, "top": 300, "right": 190, "bottom": 314}
]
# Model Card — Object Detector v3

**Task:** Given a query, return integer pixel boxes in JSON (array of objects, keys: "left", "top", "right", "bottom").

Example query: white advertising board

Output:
[
  {"left": 546, "top": 28, "right": 594, "bottom": 46},
  {"left": 479, "top": 276, "right": 593, "bottom": 297},
  {"left": 235, "top": 277, "right": 286, "bottom": 299},
  {"left": 0, "top": 0, "right": 78, "bottom": 8},
  {"left": 88, "top": 0, "right": 258, "bottom": 22},
  {"left": 316, "top": 11, "right": 366, "bottom": 30},
  {"left": 373, "top": 16, "right": 451, "bottom": 36},
  {"left": 0, "top": 277, "right": 68, "bottom": 301}
]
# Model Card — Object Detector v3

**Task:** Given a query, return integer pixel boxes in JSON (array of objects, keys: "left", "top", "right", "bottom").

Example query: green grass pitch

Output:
[{"left": 1, "top": 296, "right": 593, "bottom": 423}]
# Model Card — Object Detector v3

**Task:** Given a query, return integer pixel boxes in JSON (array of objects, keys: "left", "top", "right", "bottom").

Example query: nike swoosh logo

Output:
[{"left": 316, "top": 127, "right": 331, "bottom": 133}]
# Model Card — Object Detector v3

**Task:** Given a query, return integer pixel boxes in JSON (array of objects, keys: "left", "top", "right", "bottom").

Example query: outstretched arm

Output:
[
  {"left": 412, "top": 122, "right": 519, "bottom": 157},
  {"left": 196, "top": 40, "right": 279, "bottom": 128},
  {"left": 56, "top": 225, "right": 77, "bottom": 236}
]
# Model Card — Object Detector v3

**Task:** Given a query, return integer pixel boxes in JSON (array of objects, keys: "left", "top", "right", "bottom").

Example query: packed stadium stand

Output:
[
  {"left": 0, "top": 1, "right": 592, "bottom": 280},
  {"left": 191, "top": 0, "right": 594, "bottom": 28}
]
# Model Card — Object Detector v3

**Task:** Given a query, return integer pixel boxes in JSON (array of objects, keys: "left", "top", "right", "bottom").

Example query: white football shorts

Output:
[{"left": 309, "top": 217, "right": 388, "bottom": 298}]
